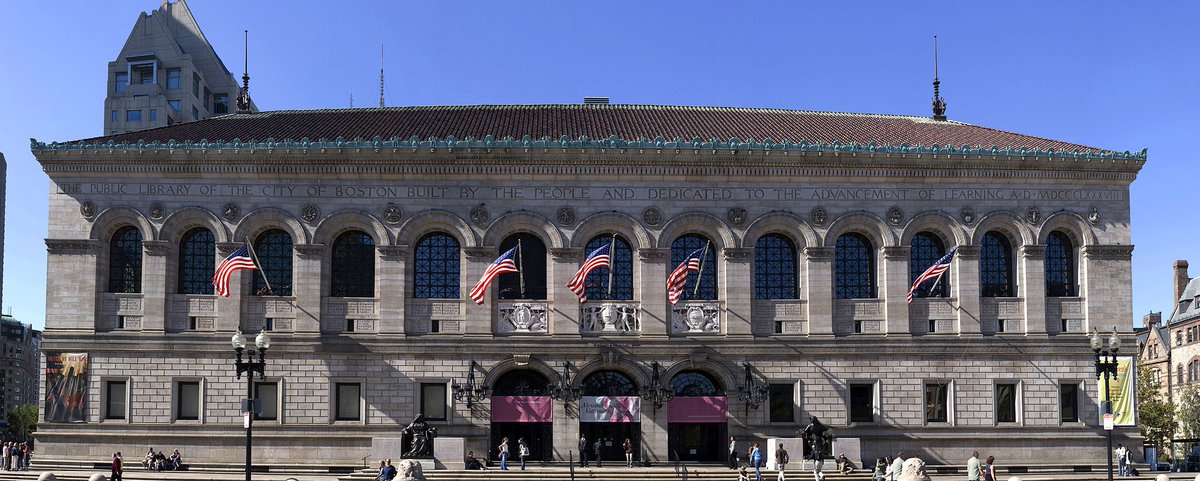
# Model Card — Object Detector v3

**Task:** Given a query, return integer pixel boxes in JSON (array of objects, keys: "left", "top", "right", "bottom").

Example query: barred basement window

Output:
[
  {"left": 910, "top": 232, "right": 950, "bottom": 298},
  {"left": 671, "top": 234, "right": 718, "bottom": 301},
  {"left": 835, "top": 233, "right": 875, "bottom": 299},
  {"left": 1045, "top": 231, "right": 1076, "bottom": 297},
  {"left": 755, "top": 234, "right": 798, "bottom": 300},
  {"left": 178, "top": 228, "right": 215, "bottom": 294},
  {"left": 498, "top": 233, "right": 547, "bottom": 300},
  {"left": 414, "top": 233, "right": 460, "bottom": 299},
  {"left": 584, "top": 235, "right": 633, "bottom": 301},
  {"left": 980, "top": 231, "right": 1015, "bottom": 297},
  {"left": 331, "top": 230, "right": 375, "bottom": 297},
  {"left": 252, "top": 229, "right": 293, "bottom": 296},
  {"left": 108, "top": 226, "right": 143, "bottom": 293}
]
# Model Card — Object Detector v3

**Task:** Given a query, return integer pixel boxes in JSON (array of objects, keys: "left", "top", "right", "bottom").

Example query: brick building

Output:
[
  {"left": 1166, "top": 261, "right": 1200, "bottom": 406},
  {"left": 32, "top": 103, "right": 1143, "bottom": 468},
  {"left": 1, "top": 315, "right": 40, "bottom": 418}
]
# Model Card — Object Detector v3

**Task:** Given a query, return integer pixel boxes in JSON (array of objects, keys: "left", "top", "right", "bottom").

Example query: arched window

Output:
[
  {"left": 670, "top": 371, "right": 724, "bottom": 397},
  {"left": 755, "top": 234, "right": 798, "bottom": 300},
  {"left": 331, "top": 231, "right": 375, "bottom": 297},
  {"left": 414, "top": 233, "right": 460, "bottom": 299},
  {"left": 910, "top": 232, "right": 950, "bottom": 298},
  {"left": 980, "top": 231, "right": 1015, "bottom": 297},
  {"left": 178, "top": 228, "right": 214, "bottom": 294},
  {"left": 108, "top": 226, "right": 143, "bottom": 293},
  {"left": 253, "top": 229, "right": 293, "bottom": 296},
  {"left": 835, "top": 233, "right": 875, "bottom": 299},
  {"left": 498, "top": 233, "right": 546, "bottom": 300},
  {"left": 492, "top": 370, "right": 551, "bottom": 396},
  {"left": 671, "top": 234, "right": 718, "bottom": 301},
  {"left": 1045, "top": 231, "right": 1075, "bottom": 297},
  {"left": 584, "top": 235, "right": 633, "bottom": 301},
  {"left": 580, "top": 370, "right": 637, "bottom": 396}
]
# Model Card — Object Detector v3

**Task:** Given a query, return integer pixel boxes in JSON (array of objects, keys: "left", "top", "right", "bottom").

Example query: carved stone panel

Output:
[
  {"left": 497, "top": 302, "right": 549, "bottom": 334},
  {"left": 580, "top": 302, "right": 640, "bottom": 334},
  {"left": 670, "top": 302, "right": 721, "bottom": 334}
]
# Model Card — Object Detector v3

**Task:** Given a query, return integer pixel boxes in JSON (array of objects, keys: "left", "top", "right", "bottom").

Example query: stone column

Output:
[
  {"left": 293, "top": 244, "right": 324, "bottom": 334},
  {"left": 549, "top": 248, "right": 583, "bottom": 339},
  {"left": 954, "top": 246, "right": 982, "bottom": 337},
  {"left": 45, "top": 240, "right": 100, "bottom": 332},
  {"left": 638, "top": 248, "right": 670, "bottom": 339},
  {"left": 463, "top": 247, "right": 495, "bottom": 338},
  {"left": 881, "top": 246, "right": 911, "bottom": 337},
  {"left": 216, "top": 242, "right": 243, "bottom": 333},
  {"left": 642, "top": 401, "right": 668, "bottom": 463},
  {"left": 1020, "top": 244, "right": 1047, "bottom": 335},
  {"left": 723, "top": 247, "right": 754, "bottom": 338},
  {"left": 1081, "top": 245, "right": 1134, "bottom": 334},
  {"left": 803, "top": 247, "right": 834, "bottom": 338},
  {"left": 377, "top": 245, "right": 407, "bottom": 336},
  {"left": 140, "top": 240, "right": 169, "bottom": 333}
]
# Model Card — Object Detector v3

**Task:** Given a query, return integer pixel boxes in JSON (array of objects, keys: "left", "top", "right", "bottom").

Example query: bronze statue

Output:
[
  {"left": 799, "top": 416, "right": 833, "bottom": 461},
  {"left": 401, "top": 414, "right": 437, "bottom": 458}
]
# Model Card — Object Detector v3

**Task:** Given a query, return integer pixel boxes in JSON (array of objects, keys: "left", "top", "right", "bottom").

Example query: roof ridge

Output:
[{"left": 224, "top": 104, "right": 945, "bottom": 122}]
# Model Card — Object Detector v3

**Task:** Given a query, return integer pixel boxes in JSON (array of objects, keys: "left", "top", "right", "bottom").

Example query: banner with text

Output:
[
  {"left": 667, "top": 396, "right": 727, "bottom": 423},
  {"left": 44, "top": 352, "right": 89, "bottom": 423},
  {"left": 1099, "top": 356, "right": 1137, "bottom": 426},
  {"left": 579, "top": 396, "right": 640, "bottom": 423},
  {"left": 490, "top": 396, "right": 553, "bottom": 423}
]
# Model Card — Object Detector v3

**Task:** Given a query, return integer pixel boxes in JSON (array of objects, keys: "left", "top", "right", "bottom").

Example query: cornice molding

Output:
[
  {"left": 804, "top": 247, "right": 835, "bottom": 261},
  {"left": 1020, "top": 244, "right": 1047, "bottom": 259},
  {"left": 882, "top": 246, "right": 910, "bottom": 259},
  {"left": 45, "top": 238, "right": 100, "bottom": 255},
  {"left": 293, "top": 244, "right": 325, "bottom": 258},
  {"left": 142, "top": 240, "right": 170, "bottom": 256},
  {"left": 638, "top": 248, "right": 670, "bottom": 261},
  {"left": 1081, "top": 244, "right": 1135, "bottom": 260},
  {"left": 956, "top": 245, "right": 981, "bottom": 259},
  {"left": 549, "top": 247, "right": 583, "bottom": 259},
  {"left": 724, "top": 247, "right": 753, "bottom": 261}
]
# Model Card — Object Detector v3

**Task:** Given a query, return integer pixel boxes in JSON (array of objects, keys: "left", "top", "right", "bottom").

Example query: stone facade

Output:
[
  {"left": 1162, "top": 261, "right": 1200, "bottom": 408},
  {"left": 32, "top": 106, "right": 1143, "bottom": 468}
]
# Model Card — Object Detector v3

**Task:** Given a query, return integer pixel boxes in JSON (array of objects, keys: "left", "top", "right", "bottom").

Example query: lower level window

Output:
[
  {"left": 420, "top": 383, "right": 447, "bottom": 421},
  {"left": 105, "top": 380, "right": 127, "bottom": 420},
  {"left": 1059, "top": 383, "right": 1079, "bottom": 422},
  {"left": 849, "top": 383, "right": 875, "bottom": 422},
  {"left": 995, "top": 383, "right": 1017, "bottom": 423},
  {"left": 176, "top": 381, "right": 200, "bottom": 420},
  {"left": 335, "top": 383, "right": 361, "bottom": 421},
  {"left": 769, "top": 383, "right": 795, "bottom": 423},
  {"left": 254, "top": 382, "right": 278, "bottom": 421},
  {"left": 924, "top": 382, "right": 949, "bottom": 423}
]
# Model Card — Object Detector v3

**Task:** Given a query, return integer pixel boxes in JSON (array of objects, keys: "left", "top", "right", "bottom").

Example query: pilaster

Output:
[
  {"left": 45, "top": 239, "right": 100, "bottom": 332},
  {"left": 549, "top": 248, "right": 583, "bottom": 339},
  {"left": 378, "top": 245, "right": 407, "bottom": 336},
  {"left": 1081, "top": 245, "right": 1134, "bottom": 334},
  {"left": 293, "top": 243, "right": 324, "bottom": 334},
  {"left": 216, "top": 242, "right": 242, "bottom": 333},
  {"left": 954, "top": 246, "right": 982, "bottom": 336},
  {"left": 463, "top": 247, "right": 495, "bottom": 338},
  {"left": 638, "top": 248, "right": 669, "bottom": 339},
  {"left": 723, "top": 247, "right": 754, "bottom": 338},
  {"left": 803, "top": 247, "right": 834, "bottom": 338},
  {"left": 140, "top": 240, "right": 169, "bottom": 333},
  {"left": 882, "top": 246, "right": 912, "bottom": 337},
  {"left": 1021, "top": 245, "right": 1047, "bottom": 335}
]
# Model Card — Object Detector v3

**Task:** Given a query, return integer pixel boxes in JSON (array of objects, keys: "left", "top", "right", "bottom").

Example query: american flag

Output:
[
  {"left": 566, "top": 243, "right": 613, "bottom": 303},
  {"left": 212, "top": 244, "right": 258, "bottom": 297},
  {"left": 667, "top": 247, "right": 707, "bottom": 304},
  {"left": 907, "top": 247, "right": 957, "bottom": 304},
  {"left": 470, "top": 247, "right": 519, "bottom": 305}
]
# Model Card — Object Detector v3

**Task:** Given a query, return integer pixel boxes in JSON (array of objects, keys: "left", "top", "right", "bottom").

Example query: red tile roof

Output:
[{"left": 81, "top": 104, "right": 1107, "bottom": 152}]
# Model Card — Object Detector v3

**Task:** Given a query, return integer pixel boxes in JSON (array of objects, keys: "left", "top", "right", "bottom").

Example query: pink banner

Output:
[
  {"left": 668, "top": 396, "right": 727, "bottom": 423},
  {"left": 490, "top": 396, "right": 553, "bottom": 423}
]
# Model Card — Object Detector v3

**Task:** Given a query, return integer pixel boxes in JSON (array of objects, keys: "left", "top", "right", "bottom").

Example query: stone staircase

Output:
[{"left": 339, "top": 465, "right": 878, "bottom": 481}]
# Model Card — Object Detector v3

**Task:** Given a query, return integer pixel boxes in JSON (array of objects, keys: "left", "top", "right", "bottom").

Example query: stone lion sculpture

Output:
[
  {"left": 396, "top": 459, "right": 425, "bottom": 481},
  {"left": 896, "top": 457, "right": 931, "bottom": 481}
]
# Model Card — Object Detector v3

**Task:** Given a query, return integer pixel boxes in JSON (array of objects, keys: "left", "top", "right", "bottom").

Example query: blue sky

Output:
[{"left": 1, "top": 1, "right": 1196, "bottom": 330}]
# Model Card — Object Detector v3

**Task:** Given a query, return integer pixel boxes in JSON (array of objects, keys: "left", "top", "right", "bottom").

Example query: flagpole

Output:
[
  {"left": 606, "top": 233, "right": 617, "bottom": 299},
  {"left": 692, "top": 241, "right": 711, "bottom": 297},
  {"left": 927, "top": 246, "right": 957, "bottom": 296},
  {"left": 517, "top": 239, "right": 526, "bottom": 299},
  {"left": 243, "top": 240, "right": 273, "bottom": 295}
]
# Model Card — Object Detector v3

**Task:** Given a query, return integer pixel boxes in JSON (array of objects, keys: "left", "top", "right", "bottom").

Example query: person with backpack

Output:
[{"left": 775, "top": 443, "right": 790, "bottom": 481}]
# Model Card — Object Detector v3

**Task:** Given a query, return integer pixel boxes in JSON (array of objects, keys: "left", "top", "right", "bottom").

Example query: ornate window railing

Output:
[
  {"left": 580, "top": 302, "right": 640, "bottom": 335},
  {"left": 497, "top": 301, "right": 549, "bottom": 334},
  {"left": 1047, "top": 297, "right": 1086, "bottom": 334},
  {"left": 671, "top": 301, "right": 722, "bottom": 334},
  {"left": 243, "top": 296, "right": 297, "bottom": 333}
]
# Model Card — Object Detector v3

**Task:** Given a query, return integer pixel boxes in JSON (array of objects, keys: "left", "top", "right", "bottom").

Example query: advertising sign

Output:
[
  {"left": 578, "top": 396, "right": 640, "bottom": 423},
  {"left": 490, "top": 396, "right": 553, "bottom": 423},
  {"left": 1099, "top": 356, "right": 1137, "bottom": 426},
  {"left": 667, "top": 396, "right": 727, "bottom": 423},
  {"left": 44, "top": 352, "right": 89, "bottom": 423}
]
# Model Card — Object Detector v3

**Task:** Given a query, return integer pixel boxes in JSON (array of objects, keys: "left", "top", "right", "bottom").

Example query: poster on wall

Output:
[
  {"left": 578, "top": 396, "right": 640, "bottom": 423},
  {"left": 44, "top": 353, "right": 89, "bottom": 423},
  {"left": 1099, "top": 355, "right": 1137, "bottom": 426}
]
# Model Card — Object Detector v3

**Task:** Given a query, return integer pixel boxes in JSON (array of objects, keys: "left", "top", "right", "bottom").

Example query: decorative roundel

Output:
[
  {"left": 1087, "top": 206, "right": 1101, "bottom": 225},
  {"left": 960, "top": 206, "right": 976, "bottom": 225},
  {"left": 222, "top": 203, "right": 241, "bottom": 221},
  {"left": 1025, "top": 206, "right": 1041, "bottom": 225},
  {"left": 384, "top": 203, "right": 402, "bottom": 225},
  {"left": 887, "top": 207, "right": 905, "bottom": 226},
  {"left": 642, "top": 207, "right": 663, "bottom": 227},
  {"left": 149, "top": 202, "right": 165, "bottom": 220},
  {"left": 726, "top": 207, "right": 747, "bottom": 226},
  {"left": 469, "top": 204, "right": 490, "bottom": 226},
  {"left": 809, "top": 207, "right": 828, "bottom": 226},
  {"left": 301, "top": 204, "right": 321, "bottom": 224},
  {"left": 556, "top": 207, "right": 576, "bottom": 227},
  {"left": 80, "top": 201, "right": 97, "bottom": 220}
]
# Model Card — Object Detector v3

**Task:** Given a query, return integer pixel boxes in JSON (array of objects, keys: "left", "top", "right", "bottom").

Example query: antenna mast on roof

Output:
[
  {"left": 931, "top": 35, "right": 947, "bottom": 121},
  {"left": 236, "top": 30, "right": 252, "bottom": 113},
  {"left": 379, "top": 43, "right": 385, "bottom": 108}
]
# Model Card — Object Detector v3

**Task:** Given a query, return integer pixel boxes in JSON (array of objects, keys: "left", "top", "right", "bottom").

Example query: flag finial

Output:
[{"left": 932, "top": 35, "right": 947, "bottom": 121}]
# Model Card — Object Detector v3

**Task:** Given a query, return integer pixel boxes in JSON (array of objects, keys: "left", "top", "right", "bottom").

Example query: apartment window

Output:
[
  {"left": 849, "top": 383, "right": 875, "bottom": 423},
  {"left": 149, "top": 109, "right": 157, "bottom": 122},
  {"left": 995, "top": 383, "right": 1018, "bottom": 423},
  {"left": 105, "top": 380, "right": 127, "bottom": 420},
  {"left": 1179, "top": 331, "right": 1184, "bottom": 346},
  {"left": 335, "top": 383, "right": 361, "bottom": 421},
  {"left": 925, "top": 382, "right": 949, "bottom": 423},
  {"left": 133, "top": 63, "right": 154, "bottom": 84},
  {"left": 111, "top": 110, "right": 118, "bottom": 122},
  {"left": 115, "top": 72, "right": 128, "bottom": 92},
  {"left": 193, "top": 73, "right": 200, "bottom": 98},
  {"left": 168, "top": 100, "right": 181, "bottom": 112},
  {"left": 254, "top": 382, "right": 278, "bottom": 421},
  {"left": 214, "top": 93, "right": 229, "bottom": 114},
  {"left": 1059, "top": 383, "right": 1080, "bottom": 422},
  {"left": 420, "top": 383, "right": 447, "bottom": 421},
  {"left": 176, "top": 381, "right": 200, "bottom": 420},
  {"left": 768, "top": 383, "right": 795, "bottom": 423},
  {"left": 192, "top": 106, "right": 199, "bottom": 120},
  {"left": 126, "top": 110, "right": 141, "bottom": 122},
  {"left": 204, "top": 87, "right": 211, "bottom": 111},
  {"left": 166, "top": 68, "right": 181, "bottom": 89}
]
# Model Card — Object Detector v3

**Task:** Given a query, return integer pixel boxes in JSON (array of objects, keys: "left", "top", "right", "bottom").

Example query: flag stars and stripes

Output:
[
  {"left": 470, "top": 247, "right": 519, "bottom": 305},
  {"left": 567, "top": 243, "right": 613, "bottom": 303},
  {"left": 212, "top": 244, "right": 257, "bottom": 297}
]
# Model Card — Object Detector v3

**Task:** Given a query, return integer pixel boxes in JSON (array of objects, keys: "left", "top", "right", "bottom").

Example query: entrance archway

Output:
[
  {"left": 579, "top": 370, "right": 641, "bottom": 465},
  {"left": 668, "top": 370, "right": 727, "bottom": 462},
  {"left": 489, "top": 370, "right": 552, "bottom": 462}
]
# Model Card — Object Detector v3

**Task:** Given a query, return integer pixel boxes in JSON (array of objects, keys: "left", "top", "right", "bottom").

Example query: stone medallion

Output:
[
  {"left": 1025, "top": 206, "right": 1041, "bottom": 225},
  {"left": 222, "top": 203, "right": 240, "bottom": 221},
  {"left": 960, "top": 206, "right": 976, "bottom": 225},
  {"left": 383, "top": 203, "right": 402, "bottom": 225},
  {"left": 809, "top": 207, "right": 828, "bottom": 226},
  {"left": 726, "top": 207, "right": 747, "bottom": 226},
  {"left": 80, "top": 201, "right": 96, "bottom": 220},
  {"left": 469, "top": 204, "right": 490, "bottom": 226},
  {"left": 887, "top": 207, "right": 904, "bottom": 226},
  {"left": 149, "top": 202, "right": 165, "bottom": 220},
  {"left": 642, "top": 207, "right": 663, "bottom": 226},
  {"left": 301, "top": 204, "right": 321, "bottom": 224},
  {"left": 556, "top": 207, "right": 576, "bottom": 227},
  {"left": 1087, "top": 206, "right": 1101, "bottom": 225}
]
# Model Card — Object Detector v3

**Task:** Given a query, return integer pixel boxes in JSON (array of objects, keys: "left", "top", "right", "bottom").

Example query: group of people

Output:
[
  {"left": 495, "top": 437, "right": 531, "bottom": 470},
  {"left": 731, "top": 439, "right": 774, "bottom": 481},
  {"left": 960, "top": 451, "right": 998, "bottom": 481},
  {"left": 374, "top": 459, "right": 396, "bottom": 481},
  {"left": 2, "top": 442, "right": 31, "bottom": 471},
  {"left": 1114, "top": 443, "right": 1136, "bottom": 477},
  {"left": 140, "top": 447, "right": 183, "bottom": 471},
  {"left": 576, "top": 435, "right": 637, "bottom": 468}
]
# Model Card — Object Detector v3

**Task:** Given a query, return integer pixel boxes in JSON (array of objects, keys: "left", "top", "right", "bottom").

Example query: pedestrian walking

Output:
[
  {"left": 775, "top": 443, "right": 790, "bottom": 481},
  {"left": 983, "top": 455, "right": 996, "bottom": 481},
  {"left": 375, "top": 459, "right": 386, "bottom": 481},
  {"left": 2, "top": 442, "right": 9, "bottom": 471},
  {"left": 873, "top": 457, "right": 886, "bottom": 481},
  {"left": 729, "top": 436, "right": 739, "bottom": 469},
  {"left": 890, "top": 453, "right": 905, "bottom": 481},
  {"left": 967, "top": 451, "right": 982, "bottom": 481},
  {"left": 751, "top": 443, "right": 763, "bottom": 481},
  {"left": 884, "top": 456, "right": 894, "bottom": 481},
  {"left": 593, "top": 437, "right": 604, "bottom": 468},
  {"left": 498, "top": 437, "right": 509, "bottom": 471},
  {"left": 111, "top": 452, "right": 123, "bottom": 481},
  {"left": 518, "top": 438, "right": 529, "bottom": 470},
  {"left": 809, "top": 441, "right": 826, "bottom": 481},
  {"left": 579, "top": 434, "right": 589, "bottom": 467},
  {"left": 623, "top": 438, "right": 634, "bottom": 468}
]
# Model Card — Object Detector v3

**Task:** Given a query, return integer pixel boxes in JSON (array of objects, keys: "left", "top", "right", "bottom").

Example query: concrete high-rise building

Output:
[
  {"left": 0, "top": 315, "right": 39, "bottom": 417},
  {"left": 103, "top": 0, "right": 256, "bottom": 135}
]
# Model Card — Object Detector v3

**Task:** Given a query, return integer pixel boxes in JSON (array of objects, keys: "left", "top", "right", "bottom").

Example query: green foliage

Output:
[
  {"left": 6, "top": 404, "right": 38, "bottom": 440},
  {"left": 1178, "top": 385, "right": 1200, "bottom": 439},
  {"left": 1137, "top": 364, "right": 1174, "bottom": 458}
]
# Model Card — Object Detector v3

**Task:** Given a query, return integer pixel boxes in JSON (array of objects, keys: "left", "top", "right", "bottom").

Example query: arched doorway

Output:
[
  {"left": 668, "top": 370, "right": 727, "bottom": 462},
  {"left": 489, "top": 370, "right": 552, "bottom": 462},
  {"left": 579, "top": 370, "right": 641, "bottom": 465}
]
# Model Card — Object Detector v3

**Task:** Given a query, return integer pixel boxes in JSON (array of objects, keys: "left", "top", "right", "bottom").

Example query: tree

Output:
[
  {"left": 1178, "top": 385, "right": 1200, "bottom": 439},
  {"left": 6, "top": 404, "right": 38, "bottom": 440},
  {"left": 1137, "top": 365, "right": 1175, "bottom": 459}
]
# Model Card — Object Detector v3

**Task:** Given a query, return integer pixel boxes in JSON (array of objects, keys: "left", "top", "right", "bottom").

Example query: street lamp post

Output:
[
  {"left": 546, "top": 361, "right": 581, "bottom": 403},
  {"left": 639, "top": 362, "right": 674, "bottom": 410},
  {"left": 232, "top": 329, "right": 270, "bottom": 481},
  {"left": 451, "top": 360, "right": 492, "bottom": 409},
  {"left": 1091, "top": 329, "right": 1120, "bottom": 481},
  {"left": 735, "top": 362, "right": 769, "bottom": 414}
]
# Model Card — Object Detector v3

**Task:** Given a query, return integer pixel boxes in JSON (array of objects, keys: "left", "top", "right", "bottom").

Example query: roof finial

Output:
[
  {"left": 931, "top": 35, "right": 947, "bottom": 121},
  {"left": 236, "top": 29, "right": 252, "bottom": 113},
  {"left": 379, "top": 43, "right": 385, "bottom": 108}
]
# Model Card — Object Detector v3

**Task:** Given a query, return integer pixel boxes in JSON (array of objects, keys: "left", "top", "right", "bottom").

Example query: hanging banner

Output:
[
  {"left": 1099, "top": 356, "right": 1137, "bottom": 426},
  {"left": 667, "top": 396, "right": 727, "bottom": 423},
  {"left": 490, "top": 396, "right": 553, "bottom": 423},
  {"left": 44, "top": 353, "right": 89, "bottom": 423},
  {"left": 579, "top": 396, "right": 640, "bottom": 423}
]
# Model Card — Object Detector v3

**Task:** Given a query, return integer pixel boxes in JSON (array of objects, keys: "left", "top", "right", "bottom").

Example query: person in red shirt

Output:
[{"left": 111, "top": 452, "right": 123, "bottom": 481}]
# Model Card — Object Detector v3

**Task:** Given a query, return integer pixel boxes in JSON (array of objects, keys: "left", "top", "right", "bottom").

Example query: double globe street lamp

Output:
[
  {"left": 232, "top": 329, "right": 270, "bottom": 481},
  {"left": 1091, "top": 329, "right": 1120, "bottom": 481}
]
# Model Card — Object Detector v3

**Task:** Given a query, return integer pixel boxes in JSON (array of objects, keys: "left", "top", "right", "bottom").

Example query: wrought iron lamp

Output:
[
  {"left": 735, "top": 362, "right": 769, "bottom": 412},
  {"left": 231, "top": 329, "right": 270, "bottom": 481},
  {"left": 1091, "top": 329, "right": 1121, "bottom": 481},
  {"left": 546, "top": 361, "right": 582, "bottom": 402},
  {"left": 451, "top": 360, "right": 491, "bottom": 409},
  {"left": 640, "top": 362, "right": 674, "bottom": 409}
]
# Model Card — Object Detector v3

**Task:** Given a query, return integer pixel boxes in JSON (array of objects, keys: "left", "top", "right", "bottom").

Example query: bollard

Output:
[
  {"left": 37, "top": 473, "right": 57, "bottom": 481},
  {"left": 87, "top": 473, "right": 106, "bottom": 481},
  {"left": 1154, "top": 474, "right": 1169, "bottom": 481}
]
